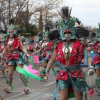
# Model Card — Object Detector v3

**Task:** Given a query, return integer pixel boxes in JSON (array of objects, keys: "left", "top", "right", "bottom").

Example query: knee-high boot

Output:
[
  {"left": 20, "top": 75, "right": 30, "bottom": 93},
  {"left": 4, "top": 75, "right": 13, "bottom": 93}
]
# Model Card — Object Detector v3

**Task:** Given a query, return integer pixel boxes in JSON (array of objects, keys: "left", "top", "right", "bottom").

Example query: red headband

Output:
[{"left": 64, "top": 29, "right": 72, "bottom": 34}]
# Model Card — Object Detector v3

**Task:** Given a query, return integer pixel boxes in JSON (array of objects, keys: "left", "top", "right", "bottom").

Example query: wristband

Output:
[
  {"left": 88, "top": 66, "right": 94, "bottom": 69},
  {"left": 24, "top": 52, "right": 28, "bottom": 54},
  {"left": 45, "top": 69, "right": 49, "bottom": 74}
]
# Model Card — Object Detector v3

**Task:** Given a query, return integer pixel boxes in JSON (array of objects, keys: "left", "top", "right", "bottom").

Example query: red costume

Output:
[
  {"left": 93, "top": 42, "right": 100, "bottom": 65},
  {"left": 55, "top": 40, "right": 84, "bottom": 78},
  {"left": 5, "top": 37, "right": 21, "bottom": 60},
  {"left": 55, "top": 40, "right": 84, "bottom": 66},
  {"left": 42, "top": 41, "right": 54, "bottom": 59}
]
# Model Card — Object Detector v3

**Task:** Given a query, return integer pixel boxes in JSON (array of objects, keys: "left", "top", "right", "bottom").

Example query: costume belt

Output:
[
  {"left": 6, "top": 50, "right": 20, "bottom": 60},
  {"left": 9, "top": 50, "right": 20, "bottom": 53},
  {"left": 56, "top": 62, "right": 88, "bottom": 71}
]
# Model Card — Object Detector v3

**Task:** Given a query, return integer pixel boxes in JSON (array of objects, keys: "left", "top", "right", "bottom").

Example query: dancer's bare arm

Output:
[
  {"left": 46, "top": 50, "right": 56, "bottom": 71},
  {"left": 2, "top": 48, "right": 6, "bottom": 55},
  {"left": 20, "top": 41, "right": 27, "bottom": 53}
]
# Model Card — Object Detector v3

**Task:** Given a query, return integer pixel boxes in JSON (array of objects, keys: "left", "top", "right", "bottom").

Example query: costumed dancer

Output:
[
  {"left": 34, "top": 28, "right": 56, "bottom": 76},
  {"left": 85, "top": 39, "right": 95, "bottom": 97},
  {"left": 76, "top": 26, "right": 97, "bottom": 97},
  {"left": 91, "top": 29, "right": 100, "bottom": 96},
  {"left": 1, "top": 19, "right": 30, "bottom": 93},
  {"left": 45, "top": 29, "right": 87, "bottom": 100},
  {"left": 41, "top": 6, "right": 89, "bottom": 100},
  {"left": 33, "top": 36, "right": 41, "bottom": 67},
  {"left": 41, "top": 35, "right": 54, "bottom": 68},
  {"left": 39, "top": 34, "right": 56, "bottom": 76}
]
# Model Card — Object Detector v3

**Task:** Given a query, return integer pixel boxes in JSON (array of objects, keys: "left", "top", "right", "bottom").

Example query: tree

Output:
[
  {"left": 25, "top": 24, "right": 39, "bottom": 36},
  {"left": 0, "top": 0, "right": 64, "bottom": 33},
  {"left": 31, "top": 0, "right": 64, "bottom": 31},
  {"left": 45, "top": 20, "right": 54, "bottom": 29}
]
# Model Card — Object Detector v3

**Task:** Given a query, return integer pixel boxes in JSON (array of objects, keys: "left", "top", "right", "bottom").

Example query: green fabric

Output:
[
  {"left": 53, "top": 68, "right": 58, "bottom": 76},
  {"left": 68, "top": 92, "right": 75, "bottom": 98},
  {"left": 16, "top": 66, "right": 43, "bottom": 81},
  {"left": 29, "top": 55, "right": 34, "bottom": 68},
  {"left": 68, "top": 17, "right": 76, "bottom": 27},
  {"left": 58, "top": 18, "right": 65, "bottom": 27}
]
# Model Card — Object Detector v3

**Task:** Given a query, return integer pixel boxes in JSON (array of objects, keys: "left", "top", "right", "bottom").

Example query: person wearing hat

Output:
[
  {"left": 43, "top": 29, "right": 87, "bottom": 100},
  {"left": 1, "top": 19, "right": 30, "bottom": 93},
  {"left": 37, "top": 35, "right": 54, "bottom": 74}
]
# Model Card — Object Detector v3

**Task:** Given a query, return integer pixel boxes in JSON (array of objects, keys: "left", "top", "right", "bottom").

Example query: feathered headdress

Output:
[
  {"left": 7, "top": 19, "right": 19, "bottom": 36},
  {"left": 57, "top": 6, "right": 79, "bottom": 40},
  {"left": 59, "top": 6, "right": 72, "bottom": 19}
]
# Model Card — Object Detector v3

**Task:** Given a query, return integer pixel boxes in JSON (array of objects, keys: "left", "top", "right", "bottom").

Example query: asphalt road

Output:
[{"left": 0, "top": 67, "right": 100, "bottom": 100}]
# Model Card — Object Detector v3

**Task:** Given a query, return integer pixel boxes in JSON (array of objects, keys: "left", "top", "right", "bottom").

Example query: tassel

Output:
[{"left": 88, "top": 89, "right": 94, "bottom": 97}]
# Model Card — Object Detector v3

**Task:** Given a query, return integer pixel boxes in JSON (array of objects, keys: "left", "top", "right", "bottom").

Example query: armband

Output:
[
  {"left": 24, "top": 52, "right": 28, "bottom": 54},
  {"left": 45, "top": 69, "right": 49, "bottom": 74},
  {"left": 88, "top": 66, "right": 94, "bottom": 69}
]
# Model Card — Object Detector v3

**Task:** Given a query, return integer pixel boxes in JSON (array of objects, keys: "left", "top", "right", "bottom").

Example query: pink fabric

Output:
[
  {"left": 27, "top": 64, "right": 32, "bottom": 68},
  {"left": 33, "top": 55, "right": 40, "bottom": 63},
  {"left": 24, "top": 65, "right": 40, "bottom": 76}
]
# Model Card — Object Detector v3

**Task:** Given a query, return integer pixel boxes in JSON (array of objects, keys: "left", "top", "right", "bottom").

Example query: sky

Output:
[{"left": 62, "top": 0, "right": 100, "bottom": 27}]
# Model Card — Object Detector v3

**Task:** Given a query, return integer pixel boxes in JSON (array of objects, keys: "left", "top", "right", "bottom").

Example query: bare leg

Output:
[
  {"left": 59, "top": 88, "right": 68, "bottom": 100},
  {"left": 95, "top": 68, "right": 100, "bottom": 95},
  {"left": 8, "top": 65, "right": 14, "bottom": 76},
  {"left": 74, "top": 91, "right": 83, "bottom": 100}
]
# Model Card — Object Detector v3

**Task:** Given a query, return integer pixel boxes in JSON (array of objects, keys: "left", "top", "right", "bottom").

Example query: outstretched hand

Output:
[
  {"left": 40, "top": 74, "right": 48, "bottom": 82},
  {"left": 43, "top": 74, "right": 48, "bottom": 82},
  {"left": 24, "top": 53, "right": 30, "bottom": 57}
]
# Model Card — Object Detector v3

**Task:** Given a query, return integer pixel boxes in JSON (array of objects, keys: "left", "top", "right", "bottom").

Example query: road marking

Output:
[
  {"left": 44, "top": 81, "right": 56, "bottom": 86},
  {"left": 5, "top": 88, "right": 53, "bottom": 100}
]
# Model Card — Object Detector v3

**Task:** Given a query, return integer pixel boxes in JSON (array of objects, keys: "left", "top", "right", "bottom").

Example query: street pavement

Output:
[{"left": 0, "top": 67, "right": 100, "bottom": 100}]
